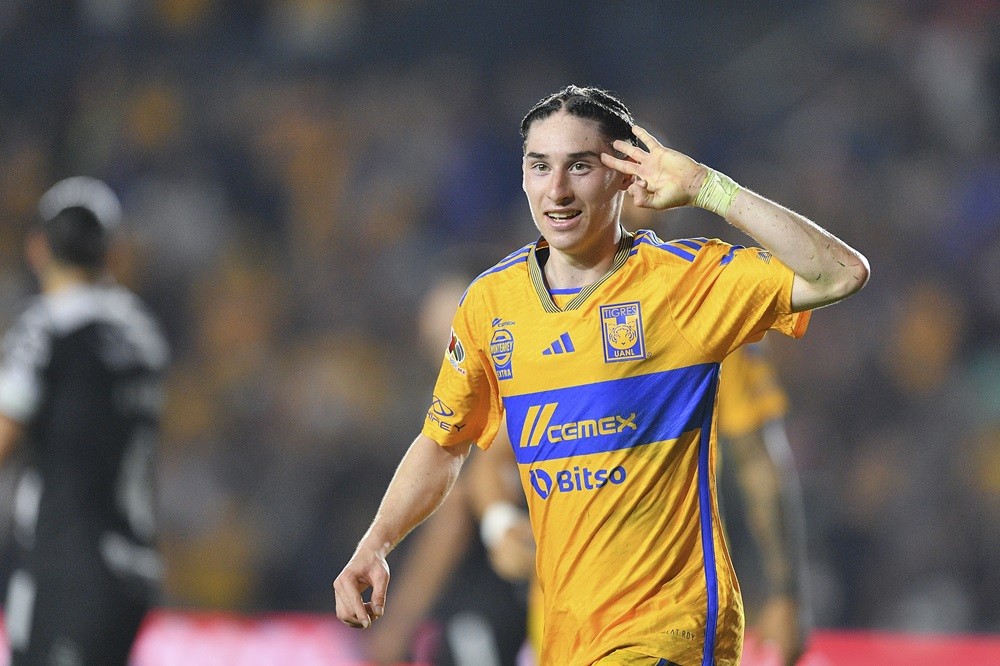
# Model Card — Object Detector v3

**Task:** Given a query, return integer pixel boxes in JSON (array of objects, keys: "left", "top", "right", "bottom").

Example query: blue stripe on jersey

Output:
[
  {"left": 675, "top": 238, "right": 707, "bottom": 251},
  {"left": 720, "top": 245, "right": 745, "bottom": 265},
  {"left": 634, "top": 233, "right": 697, "bottom": 263},
  {"left": 461, "top": 244, "right": 533, "bottom": 304},
  {"left": 503, "top": 363, "right": 718, "bottom": 464},
  {"left": 549, "top": 287, "right": 583, "bottom": 295},
  {"left": 697, "top": 368, "right": 721, "bottom": 665},
  {"left": 477, "top": 243, "right": 534, "bottom": 279},
  {"left": 660, "top": 244, "right": 696, "bottom": 262},
  {"left": 499, "top": 242, "right": 535, "bottom": 264},
  {"left": 480, "top": 249, "right": 530, "bottom": 278},
  {"left": 636, "top": 232, "right": 659, "bottom": 245},
  {"left": 559, "top": 332, "right": 575, "bottom": 352}
]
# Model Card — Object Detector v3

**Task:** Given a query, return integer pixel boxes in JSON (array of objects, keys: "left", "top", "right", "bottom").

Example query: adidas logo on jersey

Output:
[{"left": 542, "top": 332, "right": 575, "bottom": 355}]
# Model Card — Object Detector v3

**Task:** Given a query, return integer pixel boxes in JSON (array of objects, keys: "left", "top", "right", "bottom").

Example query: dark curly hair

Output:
[{"left": 520, "top": 85, "right": 638, "bottom": 150}]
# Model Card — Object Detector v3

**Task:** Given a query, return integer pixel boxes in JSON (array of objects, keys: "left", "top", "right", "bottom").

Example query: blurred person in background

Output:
[
  {"left": 335, "top": 85, "right": 868, "bottom": 665},
  {"left": 715, "top": 344, "right": 809, "bottom": 666},
  {"left": 0, "top": 178, "right": 169, "bottom": 665}
]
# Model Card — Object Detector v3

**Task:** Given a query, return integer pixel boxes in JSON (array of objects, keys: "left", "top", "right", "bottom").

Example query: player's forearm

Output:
[
  {"left": 356, "top": 433, "right": 472, "bottom": 558},
  {"left": 701, "top": 173, "right": 869, "bottom": 311},
  {"left": 734, "top": 448, "right": 797, "bottom": 595},
  {"left": 729, "top": 425, "right": 808, "bottom": 599},
  {"left": 368, "top": 487, "right": 474, "bottom": 662},
  {"left": 686, "top": 165, "right": 869, "bottom": 311}
]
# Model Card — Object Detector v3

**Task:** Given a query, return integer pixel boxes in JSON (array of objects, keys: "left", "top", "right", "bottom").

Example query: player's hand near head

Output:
[
  {"left": 600, "top": 125, "right": 706, "bottom": 211},
  {"left": 333, "top": 546, "right": 390, "bottom": 629}
]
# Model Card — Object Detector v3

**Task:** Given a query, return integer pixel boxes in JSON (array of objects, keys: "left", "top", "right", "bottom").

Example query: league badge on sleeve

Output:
[
  {"left": 600, "top": 302, "right": 646, "bottom": 363},
  {"left": 446, "top": 328, "right": 467, "bottom": 375}
]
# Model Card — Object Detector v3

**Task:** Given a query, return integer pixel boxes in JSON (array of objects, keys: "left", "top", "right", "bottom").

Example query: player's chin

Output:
[{"left": 541, "top": 222, "right": 586, "bottom": 248}]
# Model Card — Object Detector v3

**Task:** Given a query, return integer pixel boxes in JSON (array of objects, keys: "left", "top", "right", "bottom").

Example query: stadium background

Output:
[{"left": 0, "top": 0, "right": 997, "bottom": 661}]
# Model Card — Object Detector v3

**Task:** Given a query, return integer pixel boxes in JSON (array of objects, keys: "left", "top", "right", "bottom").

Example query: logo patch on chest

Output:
[
  {"left": 600, "top": 301, "right": 646, "bottom": 363},
  {"left": 490, "top": 328, "right": 515, "bottom": 380}
]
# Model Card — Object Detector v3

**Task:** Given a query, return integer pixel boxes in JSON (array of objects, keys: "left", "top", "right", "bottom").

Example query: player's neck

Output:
[
  {"left": 543, "top": 225, "right": 622, "bottom": 290},
  {"left": 40, "top": 265, "right": 99, "bottom": 295}
]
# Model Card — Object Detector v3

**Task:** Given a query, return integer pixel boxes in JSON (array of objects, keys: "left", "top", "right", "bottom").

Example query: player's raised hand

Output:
[
  {"left": 600, "top": 125, "right": 706, "bottom": 211},
  {"left": 333, "top": 548, "right": 390, "bottom": 629}
]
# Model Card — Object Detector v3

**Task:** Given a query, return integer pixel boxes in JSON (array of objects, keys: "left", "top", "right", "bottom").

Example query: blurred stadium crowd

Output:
[{"left": 0, "top": 0, "right": 997, "bottom": 637}]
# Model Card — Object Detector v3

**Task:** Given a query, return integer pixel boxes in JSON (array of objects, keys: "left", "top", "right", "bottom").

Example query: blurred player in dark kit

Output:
[{"left": 0, "top": 177, "right": 169, "bottom": 665}]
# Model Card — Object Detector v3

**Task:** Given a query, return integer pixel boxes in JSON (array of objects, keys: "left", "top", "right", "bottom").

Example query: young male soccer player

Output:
[{"left": 334, "top": 85, "right": 869, "bottom": 665}]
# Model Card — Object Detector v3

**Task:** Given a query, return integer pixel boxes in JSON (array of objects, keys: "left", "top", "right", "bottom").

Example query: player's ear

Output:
[{"left": 618, "top": 172, "right": 635, "bottom": 191}]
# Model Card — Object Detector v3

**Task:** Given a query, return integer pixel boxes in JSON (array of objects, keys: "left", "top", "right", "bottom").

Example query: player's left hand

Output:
[
  {"left": 333, "top": 547, "right": 390, "bottom": 629},
  {"left": 600, "top": 125, "right": 706, "bottom": 212},
  {"left": 756, "top": 595, "right": 806, "bottom": 666}
]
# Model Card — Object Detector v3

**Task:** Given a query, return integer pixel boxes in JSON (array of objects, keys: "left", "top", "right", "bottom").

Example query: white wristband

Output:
[
  {"left": 480, "top": 501, "right": 524, "bottom": 549},
  {"left": 694, "top": 168, "right": 740, "bottom": 218}
]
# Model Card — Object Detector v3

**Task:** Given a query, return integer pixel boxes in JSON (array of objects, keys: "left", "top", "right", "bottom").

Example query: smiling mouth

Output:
[{"left": 546, "top": 211, "right": 581, "bottom": 223}]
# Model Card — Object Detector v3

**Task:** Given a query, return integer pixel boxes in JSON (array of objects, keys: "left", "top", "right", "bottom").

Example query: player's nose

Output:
[{"left": 547, "top": 170, "right": 573, "bottom": 204}]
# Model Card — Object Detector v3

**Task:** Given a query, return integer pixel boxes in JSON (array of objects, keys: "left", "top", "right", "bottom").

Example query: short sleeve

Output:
[
  {"left": 0, "top": 307, "right": 51, "bottom": 423},
  {"left": 421, "top": 285, "right": 503, "bottom": 450},
  {"left": 669, "top": 241, "right": 810, "bottom": 361}
]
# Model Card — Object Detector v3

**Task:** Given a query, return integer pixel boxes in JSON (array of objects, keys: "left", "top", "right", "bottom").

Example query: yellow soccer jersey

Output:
[
  {"left": 717, "top": 343, "right": 789, "bottom": 439},
  {"left": 422, "top": 229, "right": 809, "bottom": 666}
]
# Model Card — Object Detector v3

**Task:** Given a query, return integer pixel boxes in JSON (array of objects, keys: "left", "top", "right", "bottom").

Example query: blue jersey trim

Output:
[
  {"left": 675, "top": 238, "right": 707, "bottom": 251},
  {"left": 634, "top": 233, "right": 697, "bottom": 262},
  {"left": 481, "top": 249, "right": 530, "bottom": 278},
  {"left": 697, "top": 366, "right": 721, "bottom": 665},
  {"left": 720, "top": 245, "right": 745, "bottom": 265},
  {"left": 660, "top": 244, "right": 696, "bottom": 262},
  {"left": 461, "top": 244, "right": 533, "bottom": 305},
  {"left": 503, "top": 363, "right": 718, "bottom": 464},
  {"left": 549, "top": 287, "right": 583, "bottom": 295}
]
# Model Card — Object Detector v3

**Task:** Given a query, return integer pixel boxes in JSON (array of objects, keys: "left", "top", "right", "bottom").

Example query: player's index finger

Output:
[
  {"left": 612, "top": 139, "right": 645, "bottom": 162},
  {"left": 632, "top": 125, "right": 662, "bottom": 149},
  {"left": 601, "top": 152, "right": 638, "bottom": 176},
  {"left": 334, "top": 575, "right": 370, "bottom": 627}
]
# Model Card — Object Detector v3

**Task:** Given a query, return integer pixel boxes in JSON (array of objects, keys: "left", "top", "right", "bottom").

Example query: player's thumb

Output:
[{"left": 369, "top": 569, "right": 389, "bottom": 618}]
